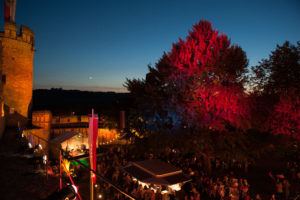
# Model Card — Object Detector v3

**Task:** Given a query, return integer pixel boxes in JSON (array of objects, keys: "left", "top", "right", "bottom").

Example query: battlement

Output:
[
  {"left": 0, "top": 21, "right": 35, "bottom": 127},
  {"left": 0, "top": 21, "right": 34, "bottom": 46}
]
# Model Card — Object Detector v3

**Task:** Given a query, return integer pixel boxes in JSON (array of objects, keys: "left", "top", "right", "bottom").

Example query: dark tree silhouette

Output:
[
  {"left": 251, "top": 41, "right": 300, "bottom": 94},
  {"left": 250, "top": 41, "right": 300, "bottom": 138}
]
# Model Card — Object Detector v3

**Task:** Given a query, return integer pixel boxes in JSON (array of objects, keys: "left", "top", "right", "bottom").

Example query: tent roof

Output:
[
  {"left": 51, "top": 132, "right": 78, "bottom": 143},
  {"left": 123, "top": 159, "right": 191, "bottom": 186},
  {"left": 134, "top": 159, "right": 181, "bottom": 176},
  {"left": 123, "top": 165, "right": 152, "bottom": 180}
]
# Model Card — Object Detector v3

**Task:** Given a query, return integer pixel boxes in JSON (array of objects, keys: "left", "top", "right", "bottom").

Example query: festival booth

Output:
[
  {"left": 49, "top": 131, "right": 88, "bottom": 159},
  {"left": 123, "top": 159, "right": 191, "bottom": 194}
]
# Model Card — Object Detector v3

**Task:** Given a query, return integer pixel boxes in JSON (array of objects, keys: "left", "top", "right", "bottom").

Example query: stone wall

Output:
[
  {"left": 32, "top": 110, "right": 52, "bottom": 130},
  {"left": 52, "top": 115, "right": 89, "bottom": 124},
  {"left": 0, "top": 40, "right": 5, "bottom": 139},
  {"left": 0, "top": 22, "right": 34, "bottom": 127},
  {"left": 0, "top": 117, "right": 4, "bottom": 139}
]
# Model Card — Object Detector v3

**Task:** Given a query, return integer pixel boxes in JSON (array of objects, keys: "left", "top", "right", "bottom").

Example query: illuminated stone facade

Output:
[
  {"left": 0, "top": 21, "right": 35, "bottom": 126},
  {"left": 32, "top": 111, "right": 119, "bottom": 144},
  {"left": 32, "top": 110, "right": 52, "bottom": 130}
]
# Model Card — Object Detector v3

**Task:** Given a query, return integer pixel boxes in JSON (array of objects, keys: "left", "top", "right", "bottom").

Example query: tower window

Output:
[
  {"left": 1, "top": 102, "right": 4, "bottom": 117},
  {"left": 2, "top": 75, "right": 6, "bottom": 84},
  {"left": 9, "top": 107, "right": 15, "bottom": 114}
]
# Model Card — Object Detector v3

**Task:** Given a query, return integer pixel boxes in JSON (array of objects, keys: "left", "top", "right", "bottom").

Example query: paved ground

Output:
[{"left": 0, "top": 128, "right": 59, "bottom": 200}]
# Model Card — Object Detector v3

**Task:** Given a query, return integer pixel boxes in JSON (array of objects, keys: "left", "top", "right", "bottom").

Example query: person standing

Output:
[
  {"left": 283, "top": 179, "right": 290, "bottom": 200},
  {"left": 270, "top": 194, "right": 276, "bottom": 200},
  {"left": 255, "top": 194, "right": 262, "bottom": 200},
  {"left": 275, "top": 179, "right": 283, "bottom": 199}
]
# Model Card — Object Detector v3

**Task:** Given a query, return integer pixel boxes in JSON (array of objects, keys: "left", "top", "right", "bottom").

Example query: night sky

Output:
[{"left": 0, "top": 0, "right": 299, "bottom": 92}]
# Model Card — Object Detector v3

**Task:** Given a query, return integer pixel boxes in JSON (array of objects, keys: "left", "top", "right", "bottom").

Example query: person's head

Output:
[
  {"left": 256, "top": 194, "right": 261, "bottom": 199},
  {"left": 192, "top": 187, "right": 197, "bottom": 193},
  {"left": 271, "top": 194, "right": 276, "bottom": 199}
]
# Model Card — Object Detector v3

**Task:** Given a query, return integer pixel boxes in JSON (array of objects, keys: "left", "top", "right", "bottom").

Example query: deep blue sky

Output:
[{"left": 1, "top": 0, "right": 299, "bottom": 92}]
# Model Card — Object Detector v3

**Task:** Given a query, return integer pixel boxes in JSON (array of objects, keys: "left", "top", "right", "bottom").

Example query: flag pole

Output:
[
  {"left": 90, "top": 171, "right": 94, "bottom": 200},
  {"left": 90, "top": 109, "right": 94, "bottom": 200},
  {"left": 59, "top": 150, "right": 62, "bottom": 189}
]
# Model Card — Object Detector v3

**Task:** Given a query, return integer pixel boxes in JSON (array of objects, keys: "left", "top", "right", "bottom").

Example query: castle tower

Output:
[{"left": 0, "top": 0, "right": 35, "bottom": 127}]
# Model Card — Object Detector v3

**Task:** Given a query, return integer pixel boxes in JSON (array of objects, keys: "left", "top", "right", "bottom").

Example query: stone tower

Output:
[{"left": 0, "top": 20, "right": 35, "bottom": 127}]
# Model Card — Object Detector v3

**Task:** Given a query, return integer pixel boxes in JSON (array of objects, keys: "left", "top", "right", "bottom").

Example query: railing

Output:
[{"left": 20, "top": 129, "right": 137, "bottom": 200}]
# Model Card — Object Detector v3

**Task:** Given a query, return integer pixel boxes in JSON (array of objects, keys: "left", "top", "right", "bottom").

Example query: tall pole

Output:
[
  {"left": 90, "top": 109, "right": 94, "bottom": 200},
  {"left": 90, "top": 171, "right": 94, "bottom": 200},
  {"left": 89, "top": 109, "right": 97, "bottom": 200},
  {"left": 59, "top": 150, "right": 62, "bottom": 189}
]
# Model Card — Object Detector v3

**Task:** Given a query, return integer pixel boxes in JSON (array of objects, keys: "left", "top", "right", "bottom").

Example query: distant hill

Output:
[{"left": 32, "top": 88, "right": 130, "bottom": 116}]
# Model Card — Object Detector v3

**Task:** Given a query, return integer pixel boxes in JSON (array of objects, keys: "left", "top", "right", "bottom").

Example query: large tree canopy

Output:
[
  {"left": 126, "top": 20, "right": 249, "bottom": 132},
  {"left": 166, "top": 21, "right": 249, "bottom": 131},
  {"left": 168, "top": 21, "right": 248, "bottom": 82}
]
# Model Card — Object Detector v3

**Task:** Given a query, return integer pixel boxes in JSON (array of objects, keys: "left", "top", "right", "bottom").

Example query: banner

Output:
[
  {"left": 88, "top": 109, "right": 98, "bottom": 183},
  {"left": 4, "top": 0, "right": 16, "bottom": 22}
]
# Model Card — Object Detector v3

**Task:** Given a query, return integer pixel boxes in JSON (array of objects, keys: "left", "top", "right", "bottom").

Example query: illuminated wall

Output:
[
  {"left": 32, "top": 110, "right": 52, "bottom": 130},
  {"left": 97, "top": 128, "right": 118, "bottom": 144},
  {"left": 23, "top": 128, "right": 51, "bottom": 152},
  {"left": 0, "top": 21, "right": 34, "bottom": 127},
  {"left": 31, "top": 111, "right": 120, "bottom": 150},
  {"left": 51, "top": 114, "right": 118, "bottom": 143},
  {"left": 52, "top": 115, "right": 89, "bottom": 124}
]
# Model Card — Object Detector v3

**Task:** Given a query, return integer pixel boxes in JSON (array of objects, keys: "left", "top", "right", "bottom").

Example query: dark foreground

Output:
[{"left": 0, "top": 129, "right": 58, "bottom": 200}]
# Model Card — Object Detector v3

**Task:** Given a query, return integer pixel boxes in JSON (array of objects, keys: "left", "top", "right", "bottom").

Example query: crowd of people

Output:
[
  {"left": 17, "top": 129, "right": 299, "bottom": 200},
  {"left": 73, "top": 146, "right": 296, "bottom": 200}
]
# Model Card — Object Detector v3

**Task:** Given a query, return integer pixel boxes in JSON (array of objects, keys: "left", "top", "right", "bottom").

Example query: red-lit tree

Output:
[
  {"left": 166, "top": 20, "right": 249, "bottom": 131},
  {"left": 269, "top": 89, "right": 300, "bottom": 138},
  {"left": 126, "top": 20, "right": 250, "bottom": 133}
]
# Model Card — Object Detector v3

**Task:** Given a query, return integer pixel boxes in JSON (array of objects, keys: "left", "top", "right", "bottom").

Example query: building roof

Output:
[
  {"left": 123, "top": 159, "right": 191, "bottom": 186},
  {"left": 51, "top": 132, "right": 78, "bottom": 143}
]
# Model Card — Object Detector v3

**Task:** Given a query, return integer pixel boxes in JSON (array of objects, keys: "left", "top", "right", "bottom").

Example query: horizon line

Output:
[{"left": 33, "top": 85, "right": 129, "bottom": 93}]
